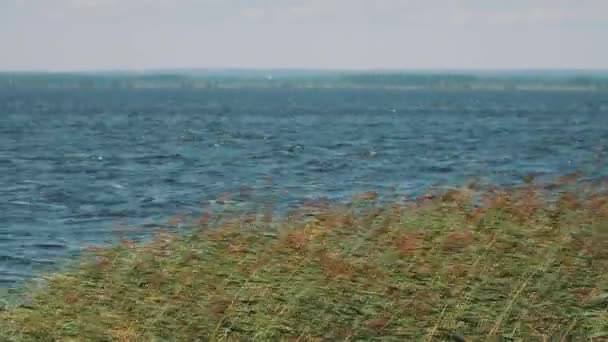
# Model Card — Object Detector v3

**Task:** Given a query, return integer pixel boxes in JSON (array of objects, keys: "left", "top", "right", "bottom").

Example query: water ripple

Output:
[{"left": 0, "top": 88, "right": 607, "bottom": 286}]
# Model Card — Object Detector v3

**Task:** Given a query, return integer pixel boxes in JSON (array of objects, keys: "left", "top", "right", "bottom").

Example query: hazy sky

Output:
[{"left": 2, "top": 0, "right": 607, "bottom": 71}]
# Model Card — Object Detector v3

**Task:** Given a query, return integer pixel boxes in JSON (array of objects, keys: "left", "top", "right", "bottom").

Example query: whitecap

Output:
[
  {"left": 110, "top": 183, "right": 125, "bottom": 189},
  {"left": 40, "top": 203, "right": 68, "bottom": 209},
  {"left": 10, "top": 201, "right": 32, "bottom": 206}
]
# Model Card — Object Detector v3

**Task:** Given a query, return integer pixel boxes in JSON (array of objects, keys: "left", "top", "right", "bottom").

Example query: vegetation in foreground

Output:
[{"left": 1, "top": 176, "right": 607, "bottom": 341}]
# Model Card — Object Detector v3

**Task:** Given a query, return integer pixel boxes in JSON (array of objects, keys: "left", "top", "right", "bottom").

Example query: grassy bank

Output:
[{"left": 1, "top": 178, "right": 607, "bottom": 341}]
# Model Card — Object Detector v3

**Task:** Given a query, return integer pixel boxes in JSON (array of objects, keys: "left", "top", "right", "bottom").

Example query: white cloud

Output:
[
  {"left": 485, "top": 7, "right": 566, "bottom": 25},
  {"left": 67, "top": 0, "right": 181, "bottom": 10},
  {"left": 3, "top": 0, "right": 607, "bottom": 70},
  {"left": 287, "top": 5, "right": 319, "bottom": 17},
  {"left": 450, "top": 10, "right": 474, "bottom": 25},
  {"left": 528, "top": 8, "right": 564, "bottom": 22},
  {"left": 240, "top": 8, "right": 266, "bottom": 19},
  {"left": 69, "top": 0, "right": 116, "bottom": 8}
]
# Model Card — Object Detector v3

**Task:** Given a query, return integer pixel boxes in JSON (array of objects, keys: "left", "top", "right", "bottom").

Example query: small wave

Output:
[
  {"left": 251, "top": 153, "right": 271, "bottom": 160},
  {"left": 64, "top": 217, "right": 108, "bottom": 224},
  {"left": 286, "top": 144, "right": 304, "bottom": 153},
  {"left": 32, "top": 258, "right": 57, "bottom": 265},
  {"left": 10, "top": 201, "right": 32, "bottom": 206},
  {"left": 31, "top": 242, "right": 67, "bottom": 250},
  {"left": 39, "top": 203, "right": 68, "bottom": 209},
  {"left": 329, "top": 142, "right": 354, "bottom": 149},
  {"left": 110, "top": 183, "right": 125, "bottom": 189},
  {"left": 133, "top": 154, "right": 184, "bottom": 164},
  {"left": 0, "top": 254, "right": 32, "bottom": 266},
  {"left": 303, "top": 159, "right": 348, "bottom": 173},
  {"left": 22, "top": 180, "right": 43, "bottom": 185},
  {"left": 64, "top": 153, "right": 90, "bottom": 159},
  {"left": 426, "top": 165, "right": 456, "bottom": 173},
  {"left": 0, "top": 270, "right": 33, "bottom": 286}
]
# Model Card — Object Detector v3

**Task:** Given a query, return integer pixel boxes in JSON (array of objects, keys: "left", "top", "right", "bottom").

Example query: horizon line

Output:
[{"left": 2, "top": 67, "right": 608, "bottom": 74}]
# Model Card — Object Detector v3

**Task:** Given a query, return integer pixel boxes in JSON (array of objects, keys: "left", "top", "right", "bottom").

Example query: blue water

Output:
[{"left": 1, "top": 88, "right": 607, "bottom": 287}]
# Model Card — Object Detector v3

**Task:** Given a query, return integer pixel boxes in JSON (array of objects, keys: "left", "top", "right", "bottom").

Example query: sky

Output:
[{"left": 1, "top": 0, "right": 607, "bottom": 71}]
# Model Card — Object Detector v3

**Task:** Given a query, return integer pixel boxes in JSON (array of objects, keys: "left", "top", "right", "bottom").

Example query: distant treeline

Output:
[
  {"left": 1, "top": 71, "right": 607, "bottom": 90},
  {"left": 341, "top": 73, "right": 476, "bottom": 87}
]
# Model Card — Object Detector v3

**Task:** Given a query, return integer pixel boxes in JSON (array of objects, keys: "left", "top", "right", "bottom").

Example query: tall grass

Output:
[{"left": 1, "top": 175, "right": 607, "bottom": 341}]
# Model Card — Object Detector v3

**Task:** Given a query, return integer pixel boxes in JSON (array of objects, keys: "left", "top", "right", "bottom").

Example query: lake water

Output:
[{"left": 1, "top": 88, "right": 607, "bottom": 287}]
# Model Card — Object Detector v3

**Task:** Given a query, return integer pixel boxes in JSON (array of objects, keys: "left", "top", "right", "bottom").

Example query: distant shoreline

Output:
[
  {"left": 1, "top": 84, "right": 606, "bottom": 92},
  {"left": 1, "top": 70, "right": 607, "bottom": 92}
]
